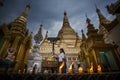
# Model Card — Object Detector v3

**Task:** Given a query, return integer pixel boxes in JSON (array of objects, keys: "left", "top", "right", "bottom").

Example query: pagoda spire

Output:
[
  {"left": 63, "top": 11, "right": 70, "bottom": 27},
  {"left": 86, "top": 15, "right": 95, "bottom": 30},
  {"left": 14, "top": 4, "right": 30, "bottom": 24},
  {"left": 96, "top": 6, "right": 111, "bottom": 25},
  {"left": 43, "top": 31, "right": 48, "bottom": 42},
  {"left": 11, "top": 4, "right": 30, "bottom": 37},
  {"left": 81, "top": 29, "right": 86, "bottom": 41},
  {"left": 86, "top": 15, "right": 98, "bottom": 37},
  {"left": 21, "top": 4, "right": 30, "bottom": 17},
  {"left": 57, "top": 11, "right": 76, "bottom": 37},
  {"left": 34, "top": 24, "right": 43, "bottom": 44}
]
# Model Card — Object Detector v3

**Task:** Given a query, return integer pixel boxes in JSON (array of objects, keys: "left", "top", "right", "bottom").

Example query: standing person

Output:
[
  {"left": 58, "top": 48, "right": 66, "bottom": 73},
  {"left": 32, "top": 64, "right": 37, "bottom": 74}
]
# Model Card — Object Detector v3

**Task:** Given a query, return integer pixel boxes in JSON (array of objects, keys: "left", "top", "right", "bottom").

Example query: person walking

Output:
[{"left": 58, "top": 48, "right": 66, "bottom": 73}]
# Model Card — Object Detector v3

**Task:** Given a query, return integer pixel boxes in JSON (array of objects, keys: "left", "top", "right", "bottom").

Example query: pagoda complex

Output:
[
  {"left": 39, "top": 9, "right": 120, "bottom": 72},
  {"left": 40, "top": 12, "right": 81, "bottom": 72},
  {"left": 0, "top": 0, "right": 120, "bottom": 73}
]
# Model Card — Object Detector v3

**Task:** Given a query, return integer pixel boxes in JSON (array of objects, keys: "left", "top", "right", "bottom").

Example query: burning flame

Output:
[
  {"left": 97, "top": 64, "right": 102, "bottom": 73},
  {"left": 78, "top": 67, "right": 83, "bottom": 74},
  {"left": 59, "top": 61, "right": 65, "bottom": 73},
  {"left": 89, "top": 62, "right": 93, "bottom": 73},
  {"left": 68, "top": 62, "right": 74, "bottom": 74},
  {"left": 29, "top": 69, "right": 33, "bottom": 74}
]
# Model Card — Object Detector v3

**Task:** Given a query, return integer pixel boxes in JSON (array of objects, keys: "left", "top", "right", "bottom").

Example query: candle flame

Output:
[
  {"left": 78, "top": 67, "right": 83, "bottom": 74},
  {"left": 29, "top": 69, "right": 33, "bottom": 74},
  {"left": 89, "top": 62, "right": 93, "bottom": 73},
  {"left": 68, "top": 62, "right": 74, "bottom": 73},
  {"left": 97, "top": 64, "right": 102, "bottom": 73},
  {"left": 59, "top": 61, "right": 65, "bottom": 73}
]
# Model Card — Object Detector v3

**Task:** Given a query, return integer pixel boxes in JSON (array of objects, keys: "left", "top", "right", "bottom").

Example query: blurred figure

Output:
[
  {"left": 32, "top": 64, "right": 37, "bottom": 74},
  {"left": 58, "top": 48, "right": 66, "bottom": 73}
]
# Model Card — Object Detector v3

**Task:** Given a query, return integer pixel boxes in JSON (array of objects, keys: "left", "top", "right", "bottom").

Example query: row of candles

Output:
[
  {"left": 18, "top": 61, "right": 102, "bottom": 74},
  {"left": 59, "top": 61, "right": 102, "bottom": 74}
]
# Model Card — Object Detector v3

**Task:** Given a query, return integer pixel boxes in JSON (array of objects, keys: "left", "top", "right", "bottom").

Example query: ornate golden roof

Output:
[
  {"left": 40, "top": 12, "right": 81, "bottom": 54},
  {"left": 10, "top": 4, "right": 30, "bottom": 37},
  {"left": 57, "top": 12, "right": 81, "bottom": 47},
  {"left": 96, "top": 7, "right": 111, "bottom": 26},
  {"left": 57, "top": 12, "right": 76, "bottom": 38},
  {"left": 34, "top": 24, "right": 43, "bottom": 44}
]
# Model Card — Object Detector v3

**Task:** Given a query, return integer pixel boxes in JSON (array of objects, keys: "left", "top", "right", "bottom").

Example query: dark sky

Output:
[{"left": 0, "top": 0, "right": 117, "bottom": 39}]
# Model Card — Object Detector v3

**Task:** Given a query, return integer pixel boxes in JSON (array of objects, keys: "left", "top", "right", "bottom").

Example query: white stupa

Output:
[{"left": 27, "top": 24, "right": 43, "bottom": 73}]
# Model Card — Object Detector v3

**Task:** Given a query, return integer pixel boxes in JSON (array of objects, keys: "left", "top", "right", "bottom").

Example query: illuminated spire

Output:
[
  {"left": 45, "top": 31, "right": 48, "bottom": 40},
  {"left": 63, "top": 11, "right": 70, "bottom": 27},
  {"left": 11, "top": 4, "right": 30, "bottom": 37},
  {"left": 42, "top": 31, "right": 48, "bottom": 42},
  {"left": 58, "top": 11, "right": 76, "bottom": 37}
]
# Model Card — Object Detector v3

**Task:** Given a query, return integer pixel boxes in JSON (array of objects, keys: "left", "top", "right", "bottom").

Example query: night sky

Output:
[{"left": 0, "top": 0, "right": 117, "bottom": 41}]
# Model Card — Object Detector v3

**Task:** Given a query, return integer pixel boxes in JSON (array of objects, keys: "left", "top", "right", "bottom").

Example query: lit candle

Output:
[
  {"left": 89, "top": 62, "right": 93, "bottom": 74},
  {"left": 68, "top": 68, "right": 72, "bottom": 74},
  {"left": 59, "top": 61, "right": 64, "bottom": 73},
  {"left": 78, "top": 67, "right": 83, "bottom": 74},
  {"left": 68, "top": 62, "right": 74, "bottom": 74},
  {"left": 18, "top": 69, "right": 21, "bottom": 74},
  {"left": 29, "top": 70, "right": 33, "bottom": 74},
  {"left": 97, "top": 64, "right": 102, "bottom": 74}
]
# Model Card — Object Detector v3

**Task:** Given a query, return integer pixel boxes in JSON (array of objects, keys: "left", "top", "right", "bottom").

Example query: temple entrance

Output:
[{"left": 99, "top": 50, "right": 119, "bottom": 71}]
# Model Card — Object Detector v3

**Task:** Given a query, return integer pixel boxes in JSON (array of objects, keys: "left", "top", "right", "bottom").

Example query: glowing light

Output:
[
  {"left": 68, "top": 62, "right": 74, "bottom": 74},
  {"left": 97, "top": 64, "right": 102, "bottom": 74},
  {"left": 29, "top": 69, "right": 33, "bottom": 74},
  {"left": 88, "top": 62, "right": 93, "bottom": 74},
  {"left": 59, "top": 61, "right": 65, "bottom": 73},
  {"left": 78, "top": 67, "right": 83, "bottom": 74},
  {"left": 18, "top": 69, "right": 21, "bottom": 74}
]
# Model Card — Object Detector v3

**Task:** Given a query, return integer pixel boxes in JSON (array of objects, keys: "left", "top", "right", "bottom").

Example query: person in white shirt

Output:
[{"left": 58, "top": 48, "right": 66, "bottom": 73}]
